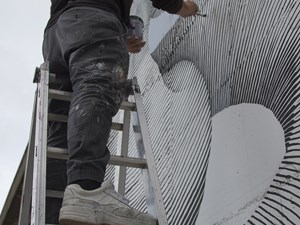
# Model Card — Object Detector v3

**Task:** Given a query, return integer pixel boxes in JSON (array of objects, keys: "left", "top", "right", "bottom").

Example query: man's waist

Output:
[{"left": 45, "top": 2, "right": 123, "bottom": 31}]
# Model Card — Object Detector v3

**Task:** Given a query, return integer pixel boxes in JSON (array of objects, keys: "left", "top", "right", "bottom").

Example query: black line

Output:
[
  {"left": 255, "top": 209, "right": 275, "bottom": 224},
  {"left": 251, "top": 215, "right": 267, "bottom": 225},
  {"left": 278, "top": 166, "right": 300, "bottom": 174},
  {"left": 270, "top": 184, "right": 300, "bottom": 200},
  {"left": 258, "top": 205, "right": 285, "bottom": 225},
  {"left": 263, "top": 198, "right": 296, "bottom": 225},
  {"left": 276, "top": 173, "right": 300, "bottom": 183},
  {"left": 265, "top": 193, "right": 300, "bottom": 218}
]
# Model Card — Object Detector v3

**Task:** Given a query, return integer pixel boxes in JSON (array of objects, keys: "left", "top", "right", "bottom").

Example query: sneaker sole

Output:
[{"left": 59, "top": 205, "right": 157, "bottom": 225}]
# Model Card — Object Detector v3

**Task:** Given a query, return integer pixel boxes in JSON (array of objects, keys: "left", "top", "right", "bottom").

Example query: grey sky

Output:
[{"left": 0, "top": 0, "right": 50, "bottom": 212}]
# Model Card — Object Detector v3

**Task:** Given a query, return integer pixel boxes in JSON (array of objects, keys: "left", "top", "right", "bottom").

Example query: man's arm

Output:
[
  {"left": 176, "top": 0, "right": 199, "bottom": 17},
  {"left": 151, "top": 0, "right": 199, "bottom": 17},
  {"left": 127, "top": 37, "right": 146, "bottom": 54},
  {"left": 151, "top": 0, "right": 183, "bottom": 15},
  {"left": 128, "top": 0, "right": 198, "bottom": 53}
]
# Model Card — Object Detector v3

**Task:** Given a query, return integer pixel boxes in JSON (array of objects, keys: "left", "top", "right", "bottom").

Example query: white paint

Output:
[
  {"left": 148, "top": 12, "right": 179, "bottom": 52},
  {"left": 197, "top": 103, "right": 285, "bottom": 225}
]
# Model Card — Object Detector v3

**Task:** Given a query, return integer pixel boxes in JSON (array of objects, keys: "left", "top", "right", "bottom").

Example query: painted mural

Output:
[{"left": 106, "top": 0, "right": 300, "bottom": 224}]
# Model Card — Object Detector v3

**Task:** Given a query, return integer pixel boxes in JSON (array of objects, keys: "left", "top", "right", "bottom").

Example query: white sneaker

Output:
[{"left": 59, "top": 180, "right": 157, "bottom": 225}]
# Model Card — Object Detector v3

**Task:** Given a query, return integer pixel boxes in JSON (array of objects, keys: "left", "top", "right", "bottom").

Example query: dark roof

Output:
[{"left": 0, "top": 148, "right": 27, "bottom": 225}]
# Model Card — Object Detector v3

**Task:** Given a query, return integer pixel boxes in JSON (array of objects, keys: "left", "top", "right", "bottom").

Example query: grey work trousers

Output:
[{"left": 42, "top": 7, "right": 129, "bottom": 223}]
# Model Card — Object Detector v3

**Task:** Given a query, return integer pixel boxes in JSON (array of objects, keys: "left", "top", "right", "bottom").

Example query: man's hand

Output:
[
  {"left": 127, "top": 37, "right": 146, "bottom": 54},
  {"left": 177, "top": 0, "right": 199, "bottom": 18}
]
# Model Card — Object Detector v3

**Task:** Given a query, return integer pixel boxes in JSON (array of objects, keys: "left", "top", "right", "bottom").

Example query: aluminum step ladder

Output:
[{"left": 18, "top": 62, "right": 167, "bottom": 225}]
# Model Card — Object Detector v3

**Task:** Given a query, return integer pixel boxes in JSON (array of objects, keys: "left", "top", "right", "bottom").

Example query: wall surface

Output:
[{"left": 107, "top": 0, "right": 300, "bottom": 224}]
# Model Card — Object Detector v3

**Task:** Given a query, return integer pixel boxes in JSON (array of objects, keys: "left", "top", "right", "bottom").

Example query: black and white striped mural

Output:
[{"left": 107, "top": 0, "right": 300, "bottom": 224}]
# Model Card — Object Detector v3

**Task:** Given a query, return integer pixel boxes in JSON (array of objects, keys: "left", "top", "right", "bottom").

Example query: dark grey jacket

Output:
[{"left": 45, "top": 0, "right": 183, "bottom": 30}]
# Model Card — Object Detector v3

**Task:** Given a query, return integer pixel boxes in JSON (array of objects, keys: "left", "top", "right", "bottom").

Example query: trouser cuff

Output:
[{"left": 67, "top": 168, "right": 105, "bottom": 185}]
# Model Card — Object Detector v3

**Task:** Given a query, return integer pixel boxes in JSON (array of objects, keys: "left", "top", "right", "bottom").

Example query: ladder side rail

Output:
[
  {"left": 18, "top": 90, "right": 38, "bottom": 225},
  {"left": 115, "top": 109, "right": 131, "bottom": 195},
  {"left": 131, "top": 77, "right": 168, "bottom": 225},
  {"left": 130, "top": 97, "right": 156, "bottom": 219},
  {"left": 31, "top": 62, "right": 50, "bottom": 225}
]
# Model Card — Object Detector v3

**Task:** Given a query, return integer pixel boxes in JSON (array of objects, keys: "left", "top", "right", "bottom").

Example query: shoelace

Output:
[{"left": 106, "top": 188, "right": 130, "bottom": 206}]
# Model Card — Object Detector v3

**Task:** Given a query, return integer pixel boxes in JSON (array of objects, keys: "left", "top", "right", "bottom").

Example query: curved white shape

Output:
[{"left": 198, "top": 104, "right": 285, "bottom": 225}]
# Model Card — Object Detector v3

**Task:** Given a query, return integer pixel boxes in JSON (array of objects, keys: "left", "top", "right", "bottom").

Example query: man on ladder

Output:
[{"left": 43, "top": 0, "right": 198, "bottom": 224}]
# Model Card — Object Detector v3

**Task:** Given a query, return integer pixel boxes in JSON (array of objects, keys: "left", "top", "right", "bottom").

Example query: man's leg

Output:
[
  {"left": 54, "top": 7, "right": 129, "bottom": 186},
  {"left": 42, "top": 8, "right": 128, "bottom": 223},
  {"left": 56, "top": 7, "right": 156, "bottom": 225}
]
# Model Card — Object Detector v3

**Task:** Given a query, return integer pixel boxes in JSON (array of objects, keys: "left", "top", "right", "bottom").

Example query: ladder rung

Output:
[
  {"left": 47, "top": 147, "right": 147, "bottom": 169},
  {"left": 46, "top": 190, "right": 64, "bottom": 199},
  {"left": 48, "top": 113, "right": 123, "bottom": 131},
  {"left": 49, "top": 89, "right": 71, "bottom": 101},
  {"left": 109, "top": 155, "right": 147, "bottom": 168},
  {"left": 49, "top": 89, "right": 136, "bottom": 111},
  {"left": 112, "top": 122, "right": 123, "bottom": 131},
  {"left": 119, "top": 101, "right": 136, "bottom": 111},
  {"left": 48, "top": 113, "right": 68, "bottom": 123}
]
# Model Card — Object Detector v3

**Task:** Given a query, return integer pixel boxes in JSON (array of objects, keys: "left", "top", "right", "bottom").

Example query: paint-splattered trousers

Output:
[{"left": 42, "top": 6, "right": 129, "bottom": 223}]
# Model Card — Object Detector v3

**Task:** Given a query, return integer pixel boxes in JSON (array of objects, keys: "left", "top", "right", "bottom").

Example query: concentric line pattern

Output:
[{"left": 106, "top": 0, "right": 300, "bottom": 224}]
